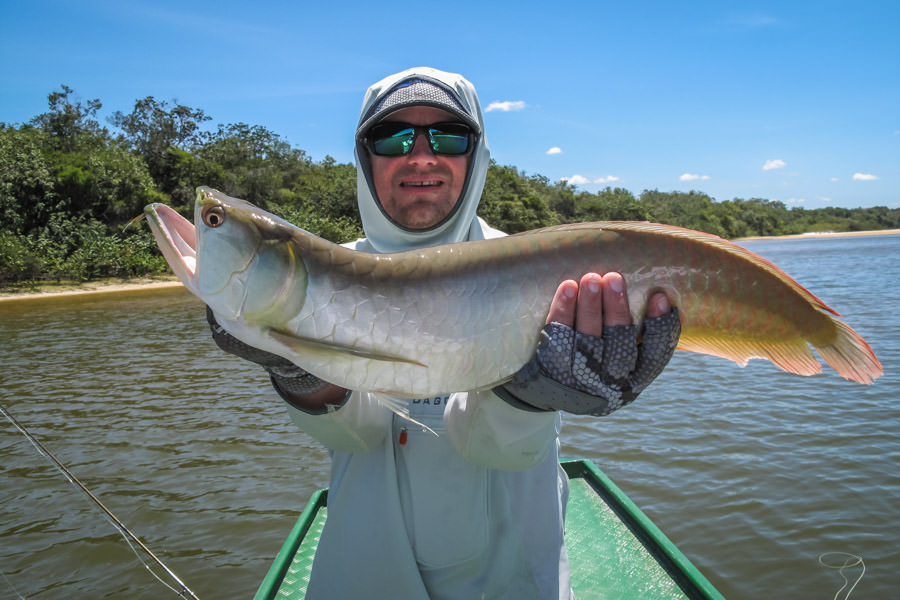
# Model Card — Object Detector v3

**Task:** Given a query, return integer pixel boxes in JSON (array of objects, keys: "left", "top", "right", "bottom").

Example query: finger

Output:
[
  {"left": 646, "top": 292, "right": 672, "bottom": 318},
  {"left": 546, "top": 280, "right": 578, "bottom": 326},
  {"left": 628, "top": 308, "right": 681, "bottom": 396},
  {"left": 574, "top": 273, "right": 605, "bottom": 337},
  {"left": 601, "top": 272, "right": 632, "bottom": 327}
]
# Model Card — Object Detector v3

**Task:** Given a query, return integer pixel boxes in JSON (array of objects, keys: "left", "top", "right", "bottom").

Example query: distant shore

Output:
[
  {"left": 2, "top": 228, "right": 898, "bottom": 302},
  {"left": 733, "top": 228, "right": 900, "bottom": 242}
]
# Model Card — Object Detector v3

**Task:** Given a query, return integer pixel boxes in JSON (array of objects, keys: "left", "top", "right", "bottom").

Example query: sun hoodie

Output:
[{"left": 284, "top": 67, "right": 573, "bottom": 600}]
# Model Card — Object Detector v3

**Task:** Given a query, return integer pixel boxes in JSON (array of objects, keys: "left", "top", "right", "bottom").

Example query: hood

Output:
[{"left": 354, "top": 66, "right": 491, "bottom": 253}]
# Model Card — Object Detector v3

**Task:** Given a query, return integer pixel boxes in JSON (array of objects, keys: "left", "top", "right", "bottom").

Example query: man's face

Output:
[{"left": 369, "top": 106, "right": 470, "bottom": 230}]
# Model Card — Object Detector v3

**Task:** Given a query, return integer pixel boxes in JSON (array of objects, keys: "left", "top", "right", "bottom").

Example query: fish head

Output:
[{"left": 145, "top": 187, "right": 308, "bottom": 325}]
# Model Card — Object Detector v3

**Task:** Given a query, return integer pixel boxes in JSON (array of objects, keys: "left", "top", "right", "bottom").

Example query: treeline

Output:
[{"left": 2, "top": 86, "right": 898, "bottom": 284}]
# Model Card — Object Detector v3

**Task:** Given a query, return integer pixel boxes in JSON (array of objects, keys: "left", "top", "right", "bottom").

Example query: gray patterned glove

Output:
[
  {"left": 494, "top": 308, "right": 681, "bottom": 416},
  {"left": 206, "top": 306, "right": 329, "bottom": 397}
]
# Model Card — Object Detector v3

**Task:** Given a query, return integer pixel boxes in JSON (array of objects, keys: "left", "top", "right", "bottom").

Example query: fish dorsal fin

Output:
[{"left": 526, "top": 221, "right": 842, "bottom": 317}]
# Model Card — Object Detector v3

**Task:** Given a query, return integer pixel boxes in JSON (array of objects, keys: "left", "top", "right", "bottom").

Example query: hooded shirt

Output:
[
  {"left": 284, "top": 67, "right": 572, "bottom": 600},
  {"left": 352, "top": 66, "right": 502, "bottom": 253}
]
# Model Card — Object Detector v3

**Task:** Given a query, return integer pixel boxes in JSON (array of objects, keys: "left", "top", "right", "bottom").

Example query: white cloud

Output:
[
  {"left": 485, "top": 100, "right": 526, "bottom": 112},
  {"left": 830, "top": 177, "right": 839, "bottom": 182},
  {"left": 852, "top": 173, "right": 879, "bottom": 181},
  {"left": 679, "top": 173, "right": 710, "bottom": 181},
  {"left": 763, "top": 159, "right": 786, "bottom": 170},
  {"left": 546, "top": 147, "right": 562, "bottom": 155},
  {"left": 561, "top": 174, "right": 620, "bottom": 185},
  {"left": 786, "top": 197, "right": 806, "bottom": 205}
]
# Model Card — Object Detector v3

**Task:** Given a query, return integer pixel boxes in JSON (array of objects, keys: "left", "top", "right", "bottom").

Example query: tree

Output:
[
  {"left": 284, "top": 156, "right": 358, "bottom": 222},
  {"left": 110, "top": 97, "right": 211, "bottom": 197},
  {"left": 197, "top": 123, "right": 309, "bottom": 208},
  {"left": 575, "top": 187, "right": 644, "bottom": 222},
  {"left": 49, "top": 140, "right": 164, "bottom": 225},
  {"left": 0, "top": 125, "right": 58, "bottom": 234},
  {"left": 480, "top": 164, "right": 559, "bottom": 232},
  {"left": 30, "top": 85, "right": 107, "bottom": 152}
]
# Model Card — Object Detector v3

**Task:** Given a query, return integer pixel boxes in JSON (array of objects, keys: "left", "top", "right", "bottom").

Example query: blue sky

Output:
[{"left": 1, "top": 0, "right": 897, "bottom": 209}]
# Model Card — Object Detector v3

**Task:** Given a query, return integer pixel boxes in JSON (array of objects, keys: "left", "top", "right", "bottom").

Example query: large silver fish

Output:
[{"left": 145, "top": 187, "right": 882, "bottom": 401}]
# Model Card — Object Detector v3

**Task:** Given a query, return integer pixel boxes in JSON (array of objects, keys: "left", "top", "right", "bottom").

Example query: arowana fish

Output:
[{"left": 145, "top": 187, "right": 882, "bottom": 403}]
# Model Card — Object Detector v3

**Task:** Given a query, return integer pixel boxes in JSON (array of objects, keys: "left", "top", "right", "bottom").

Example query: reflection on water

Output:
[{"left": 2, "top": 235, "right": 899, "bottom": 599}]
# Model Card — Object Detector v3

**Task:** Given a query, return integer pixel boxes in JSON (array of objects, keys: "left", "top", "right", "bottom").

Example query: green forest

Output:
[{"left": 2, "top": 86, "right": 898, "bottom": 286}]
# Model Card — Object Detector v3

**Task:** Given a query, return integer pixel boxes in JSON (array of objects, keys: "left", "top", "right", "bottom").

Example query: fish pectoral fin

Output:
[
  {"left": 266, "top": 329, "right": 427, "bottom": 368},
  {"left": 372, "top": 393, "right": 438, "bottom": 437}
]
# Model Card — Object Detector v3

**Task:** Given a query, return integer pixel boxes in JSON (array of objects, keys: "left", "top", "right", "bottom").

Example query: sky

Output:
[{"left": 1, "top": 0, "right": 897, "bottom": 210}]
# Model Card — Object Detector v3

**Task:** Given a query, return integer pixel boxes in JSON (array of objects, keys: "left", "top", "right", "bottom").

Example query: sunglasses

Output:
[{"left": 365, "top": 121, "right": 474, "bottom": 157}]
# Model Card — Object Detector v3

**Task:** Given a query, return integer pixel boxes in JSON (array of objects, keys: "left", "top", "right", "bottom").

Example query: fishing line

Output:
[
  {"left": 0, "top": 566, "right": 27, "bottom": 600},
  {"left": 818, "top": 552, "right": 865, "bottom": 600},
  {"left": 1, "top": 404, "right": 200, "bottom": 600}
]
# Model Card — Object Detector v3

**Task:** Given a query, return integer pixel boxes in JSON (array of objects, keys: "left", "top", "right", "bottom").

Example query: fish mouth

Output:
[{"left": 144, "top": 203, "right": 198, "bottom": 290}]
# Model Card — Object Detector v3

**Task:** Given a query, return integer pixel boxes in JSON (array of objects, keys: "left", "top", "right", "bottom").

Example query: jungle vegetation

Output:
[{"left": 2, "top": 86, "right": 898, "bottom": 285}]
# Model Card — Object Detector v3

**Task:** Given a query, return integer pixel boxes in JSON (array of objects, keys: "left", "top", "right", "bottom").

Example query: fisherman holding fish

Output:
[{"left": 208, "top": 67, "right": 681, "bottom": 599}]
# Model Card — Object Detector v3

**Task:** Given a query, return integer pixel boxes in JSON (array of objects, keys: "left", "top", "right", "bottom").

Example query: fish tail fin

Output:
[
  {"left": 374, "top": 394, "right": 438, "bottom": 436},
  {"left": 814, "top": 318, "right": 883, "bottom": 385}
]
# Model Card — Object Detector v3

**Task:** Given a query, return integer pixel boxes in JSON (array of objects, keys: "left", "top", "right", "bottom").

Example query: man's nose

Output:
[{"left": 407, "top": 133, "right": 437, "bottom": 163}]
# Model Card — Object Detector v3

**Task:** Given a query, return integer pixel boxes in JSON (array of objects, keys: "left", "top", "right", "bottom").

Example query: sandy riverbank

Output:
[
  {"left": 0, "top": 276, "right": 184, "bottom": 302},
  {"left": 2, "top": 228, "right": 898, "bottom": 302},
  {"left": 733, "top": 228, "right": 900, "bottom": 241}
]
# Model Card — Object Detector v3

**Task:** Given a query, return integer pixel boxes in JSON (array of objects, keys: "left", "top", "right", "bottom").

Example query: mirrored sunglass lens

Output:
[
  {"left": 427, "top": 124, "right": 471, "bottom": 155},
  {"left": 428, "top": 130, "right": 469, "bottom": 155},
  {"left": 372, "top": 127, "right": 415, "bottom": 155}
]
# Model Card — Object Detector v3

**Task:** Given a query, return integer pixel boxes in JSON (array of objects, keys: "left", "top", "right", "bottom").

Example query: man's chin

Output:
[
  {"left": 397, "top": 213, "right": 443, "bottom": 230},
  {"left": 393, "top": 201, "right": 454, "bottom": 230}
]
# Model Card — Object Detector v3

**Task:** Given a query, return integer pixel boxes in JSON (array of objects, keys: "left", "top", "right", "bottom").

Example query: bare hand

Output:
[{"left": 546, "top": 272, "right": 671, "bottom": 333}]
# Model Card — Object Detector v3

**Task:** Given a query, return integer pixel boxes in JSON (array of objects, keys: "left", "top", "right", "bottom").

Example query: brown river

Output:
[{"left": 1, "top": 234, "right": 898, "bottom": 599}]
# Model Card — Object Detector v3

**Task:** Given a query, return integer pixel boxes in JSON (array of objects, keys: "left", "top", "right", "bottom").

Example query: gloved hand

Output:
[
  {"left": 494, "top": 308, "right": 681, "bottom": 416},
  {"left": 206, "top": 306, "right": 329, "bottom": 397}
]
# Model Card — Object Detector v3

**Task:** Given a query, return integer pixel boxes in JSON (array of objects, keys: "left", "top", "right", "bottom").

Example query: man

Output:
[{"left": 211, "top": 67, "right": 680, "bottom": 599}]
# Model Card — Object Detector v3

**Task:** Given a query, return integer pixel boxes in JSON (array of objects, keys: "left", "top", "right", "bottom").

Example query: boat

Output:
[{"left": 253, "top": 458, "right": 725, "bottom": 599}]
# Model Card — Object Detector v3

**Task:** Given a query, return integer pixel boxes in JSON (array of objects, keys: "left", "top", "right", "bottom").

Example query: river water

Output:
[{"left": 1, "top": 234, "right": 898, "bottom": 599}]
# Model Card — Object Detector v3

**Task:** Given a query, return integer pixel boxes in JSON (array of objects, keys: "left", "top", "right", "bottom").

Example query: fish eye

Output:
[{"left": 202, "top": 205, "right": 226, "bottom": 228}]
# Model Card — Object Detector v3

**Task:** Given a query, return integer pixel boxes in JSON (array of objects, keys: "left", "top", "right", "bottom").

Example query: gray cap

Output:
[{"left": 356, "top": 77, "right": 479, "bottom": 140}]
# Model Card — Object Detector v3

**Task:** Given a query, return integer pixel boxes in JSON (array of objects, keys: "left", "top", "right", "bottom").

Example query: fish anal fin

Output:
[
  {"left": 676, "top": 334, "right": 823, "bottom": 376},
  {"left": 677, "top": 315, "right": 883, "bottom": 385}
]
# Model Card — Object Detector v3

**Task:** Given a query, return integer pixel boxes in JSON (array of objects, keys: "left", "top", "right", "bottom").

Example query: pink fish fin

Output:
[{"left": 813, "top": 317, "right": 883, "bottom": 385}]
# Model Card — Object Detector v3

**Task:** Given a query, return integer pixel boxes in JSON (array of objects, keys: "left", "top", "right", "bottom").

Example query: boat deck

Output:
[{"left": 254, "top": 459, "right": 724, "bottom": 599}]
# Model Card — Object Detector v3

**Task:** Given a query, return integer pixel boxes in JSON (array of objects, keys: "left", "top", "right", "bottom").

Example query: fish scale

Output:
[{"left": 144, "top": 188, "right": 882, "bottom": 402}]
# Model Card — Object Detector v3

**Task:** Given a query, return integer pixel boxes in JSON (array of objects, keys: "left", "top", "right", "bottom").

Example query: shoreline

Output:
[
  {"left": 733, "top": 228, "right": 900, "bottom": 242},
  {"left": 2, "top": 228, "right": 898, "bottom": 302},
  {"left": 0, "top": 276, "right": 184, "bottom": 302}
]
